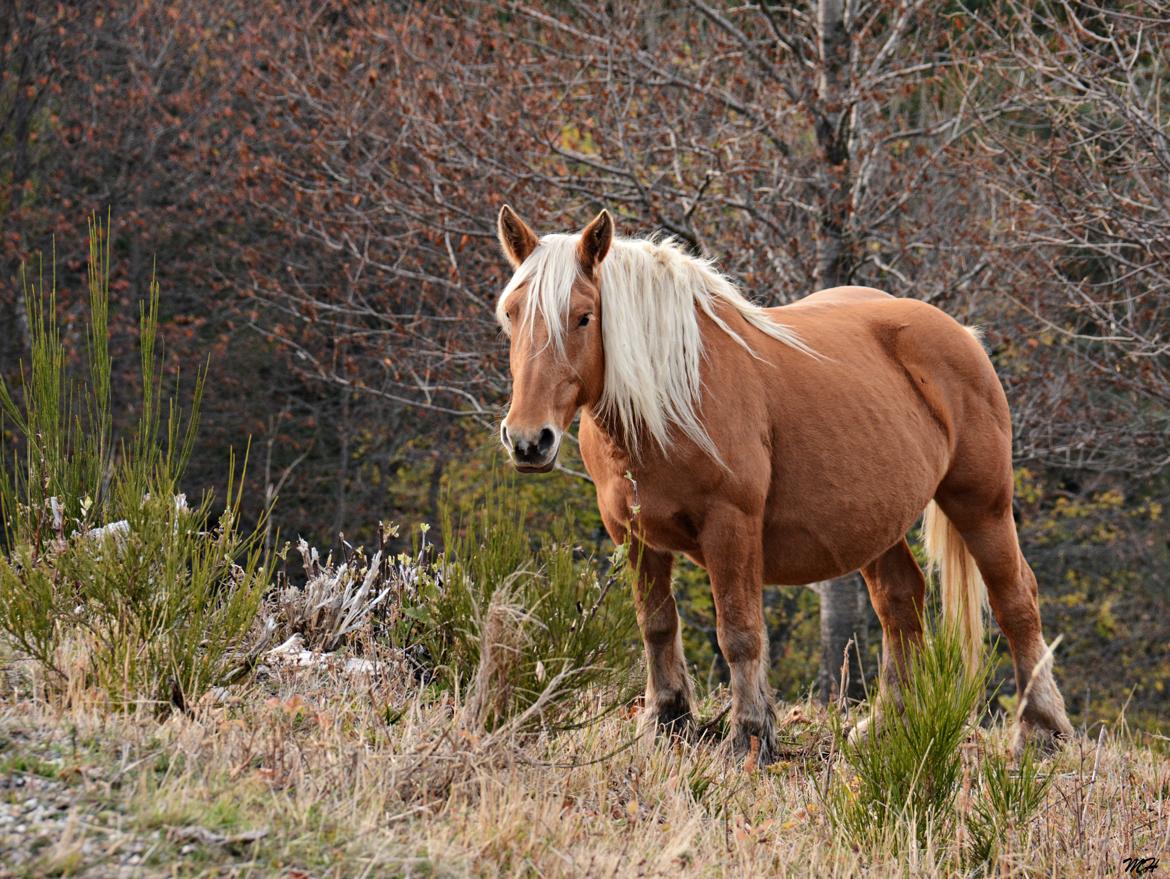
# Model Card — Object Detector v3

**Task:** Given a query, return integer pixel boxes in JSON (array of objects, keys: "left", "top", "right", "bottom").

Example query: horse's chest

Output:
[
  {"left": 591, "top": 471, "right": 703, "bottom": 554},
  {"left": 580, "top": 415, "right": 717, "bottom": 554}
]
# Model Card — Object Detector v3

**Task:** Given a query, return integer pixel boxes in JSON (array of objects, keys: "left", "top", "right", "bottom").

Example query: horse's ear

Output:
[
  {"left": 498, "top": 204, "right": 538, "bottom": 268},
  {"left": 578, "top": 209, "right": 614, "bottom": 274}
]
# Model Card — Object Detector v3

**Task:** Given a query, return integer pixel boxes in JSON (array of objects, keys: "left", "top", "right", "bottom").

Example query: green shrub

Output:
[
  {"left": 411, "top": 481, "right": 640, "bottom": 732},
  {"left": 0, "top": 218, "right": 270, "bottom": 711},
  {"left": 825, "top": 624, "right": 1055, "bottom": 864},
  {"left": 965, "top": 742, "right": 1052, "bottom": 870},
  {"left": 825, "top": 623, "right": 990, "bottom": 851}
]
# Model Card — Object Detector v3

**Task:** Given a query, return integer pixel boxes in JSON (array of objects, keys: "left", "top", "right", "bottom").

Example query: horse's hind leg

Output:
[
  {"left": 851, "top": 538, "right": 926, "bottom": 740},
  {"left": 629, "top": 539, "right": 694, "bottom": 735},
  {"left": 936, "top": 490, "right": 1073, "bottom": 750}
]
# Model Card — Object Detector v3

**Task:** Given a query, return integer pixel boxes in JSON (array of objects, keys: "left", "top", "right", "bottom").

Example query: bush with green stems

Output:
[
  {"left": 407, "top": 485, "right": 640, "bottom": 732},
  {"left": 964, "top": 741, "right": 1052, "bottom": 870},
  {"left": 824, "top": 624, "right": 1052, "bottom": 864},
  {"left": 0, "top": 219, "right": 271, "bottom": 711},
  {"left": 824, "top": 624, "right": 989, "bottom": 850}
]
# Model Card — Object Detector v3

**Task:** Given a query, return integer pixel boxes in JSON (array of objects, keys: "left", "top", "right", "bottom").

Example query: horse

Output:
[{"left": 493, "top": 204, "right": 1073, "bottom": 762}]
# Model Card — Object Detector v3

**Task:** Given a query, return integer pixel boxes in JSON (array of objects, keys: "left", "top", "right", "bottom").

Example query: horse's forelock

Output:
[{"left": 498, "top": 234, "right": 584, "bottom": 356}]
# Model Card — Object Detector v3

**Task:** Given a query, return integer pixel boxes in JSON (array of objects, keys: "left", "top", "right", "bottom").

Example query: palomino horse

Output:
[{"left": 495, "top": 205, "right": 1073, "bottom": 762}]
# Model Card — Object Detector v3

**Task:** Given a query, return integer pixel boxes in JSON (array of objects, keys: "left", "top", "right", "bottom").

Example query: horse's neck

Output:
[{"left": 581, "top": 405, "right": 636, "bottom": 463}]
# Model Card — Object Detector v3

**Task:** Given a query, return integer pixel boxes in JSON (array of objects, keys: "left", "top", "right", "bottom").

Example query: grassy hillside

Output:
[{"left": 2, "top": 653, "right": 1167, "bottom": 878}]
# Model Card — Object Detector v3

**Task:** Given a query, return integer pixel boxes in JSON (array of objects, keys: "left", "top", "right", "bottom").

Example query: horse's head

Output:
[{"left": 495, "top": 205, "right": 612, "bottom": 472}]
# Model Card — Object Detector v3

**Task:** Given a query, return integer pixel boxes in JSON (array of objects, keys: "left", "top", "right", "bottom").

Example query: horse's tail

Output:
[{"left": 922, "top": 501, "right": 987, "bottom": 675}]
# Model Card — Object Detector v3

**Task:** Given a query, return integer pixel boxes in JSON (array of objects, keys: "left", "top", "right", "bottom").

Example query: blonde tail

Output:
[{"left": 922, "top": 501, "right": 987, "bottom": 674}]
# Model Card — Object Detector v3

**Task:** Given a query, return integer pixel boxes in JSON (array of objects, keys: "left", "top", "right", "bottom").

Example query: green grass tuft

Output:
[
  {"left": 413, "top": 481, "right": 640, "bottom": 732},
  {"left": 965, "top": 741, "right": 1052, "bottom": 870}
]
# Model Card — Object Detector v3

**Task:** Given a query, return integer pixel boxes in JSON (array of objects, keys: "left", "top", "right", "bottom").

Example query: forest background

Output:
[{"left": 2, "top": 0, "right": 1167, "bottom": 730}]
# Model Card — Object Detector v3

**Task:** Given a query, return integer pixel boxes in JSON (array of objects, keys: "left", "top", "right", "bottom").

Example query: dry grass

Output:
[{"left": 1, "top": 653, "right": 1168, "bottom": 879}]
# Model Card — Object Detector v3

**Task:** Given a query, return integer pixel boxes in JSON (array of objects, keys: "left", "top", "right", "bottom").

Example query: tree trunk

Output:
[
  {"left": 426, "top": 455, "right": 444, "bottom": 529},
  {"left": 331, "top": 386, "right": 351, "bottom": 539},
  {"left": 815, "top": 575, "right": 869, "bottom": 703},
  {"left": 811, "top": 0, "right": 870, "bottom": 703},
  {"left": 2, "top": 36, "right": 39, "bottom": 380}
]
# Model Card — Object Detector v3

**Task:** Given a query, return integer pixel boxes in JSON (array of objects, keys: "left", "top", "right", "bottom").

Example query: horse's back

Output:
[
  {"left": 771, "top": 288, "right": 989, "bottom": 380},
  {"left": 781, "top": 285, "right": 894, "bottom": 308},
  {"left": 782, "top": 291, "right": 1012, "bottom": 464}
]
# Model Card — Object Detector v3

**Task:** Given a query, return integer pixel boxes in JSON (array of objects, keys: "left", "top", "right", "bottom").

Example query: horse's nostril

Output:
[{"left": 537, "top": 427, "right": 556, "bottom": 454}]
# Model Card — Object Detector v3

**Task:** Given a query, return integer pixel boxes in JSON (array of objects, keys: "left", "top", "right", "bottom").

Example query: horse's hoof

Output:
[
  {"left": 641, "top": 693, "right": 695, "bottom": 740},
  {"left": 1014, "top": 698, "right": 1074, "bottom": 757},
  {"left": 730, "top": 722, "right": 778, "bottom": 767},
  {"left": 847, "top": 715, "right": 873, "bottom": 746},
  {"left": 1012, "top": 720, "right": 1072, "bottom": 757}
]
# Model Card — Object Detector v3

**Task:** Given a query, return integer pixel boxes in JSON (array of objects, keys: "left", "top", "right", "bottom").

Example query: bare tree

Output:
[
  {"left": 605, "top": 0, "right": 988, "bottom": 699},
  {"left": 966, "top": 0, "right": 1170, "bottom": 476}
]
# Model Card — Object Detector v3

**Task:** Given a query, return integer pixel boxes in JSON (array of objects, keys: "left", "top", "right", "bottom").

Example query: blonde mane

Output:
[{"left": 497, "top": 233, "right": 816, "bottom": 460}]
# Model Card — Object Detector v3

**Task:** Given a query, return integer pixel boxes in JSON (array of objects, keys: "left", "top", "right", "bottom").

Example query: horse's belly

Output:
[
  {"left": 756, "top": 363, "right": 950, "bottom": 582},
  {"left": 761, "top": 508, "right": 920, "bottom": 584},
  {"left": 760, "top": 442, "right": 941, "bottom": 584}
]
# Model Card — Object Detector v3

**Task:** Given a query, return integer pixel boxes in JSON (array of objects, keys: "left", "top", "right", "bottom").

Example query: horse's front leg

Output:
[
  {"left": 629, "top": 538, "right": 695, "bottom": 736},
  {"left": 702, "top": 508, "right": 776, "bottom": 764}
]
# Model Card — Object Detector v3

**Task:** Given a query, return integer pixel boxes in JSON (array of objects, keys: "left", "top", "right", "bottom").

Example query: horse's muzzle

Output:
[{"left": 501, "top": 423, "right": 560, "bottom": 473}]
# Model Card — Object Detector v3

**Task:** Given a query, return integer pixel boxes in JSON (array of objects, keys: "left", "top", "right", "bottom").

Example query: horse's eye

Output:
[{"left": 577, "top": 313, "right": 592, "bottom": 328}]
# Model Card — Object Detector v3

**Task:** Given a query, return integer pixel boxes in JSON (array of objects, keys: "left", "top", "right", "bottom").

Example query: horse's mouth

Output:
[{"left": 514, "top": 460, "right": 556, "bottom": 474}]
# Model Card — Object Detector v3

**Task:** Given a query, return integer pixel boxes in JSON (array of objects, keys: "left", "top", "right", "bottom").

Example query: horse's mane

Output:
[{"left": 497, "top": 233, "right": 815, "bottom": 460}]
